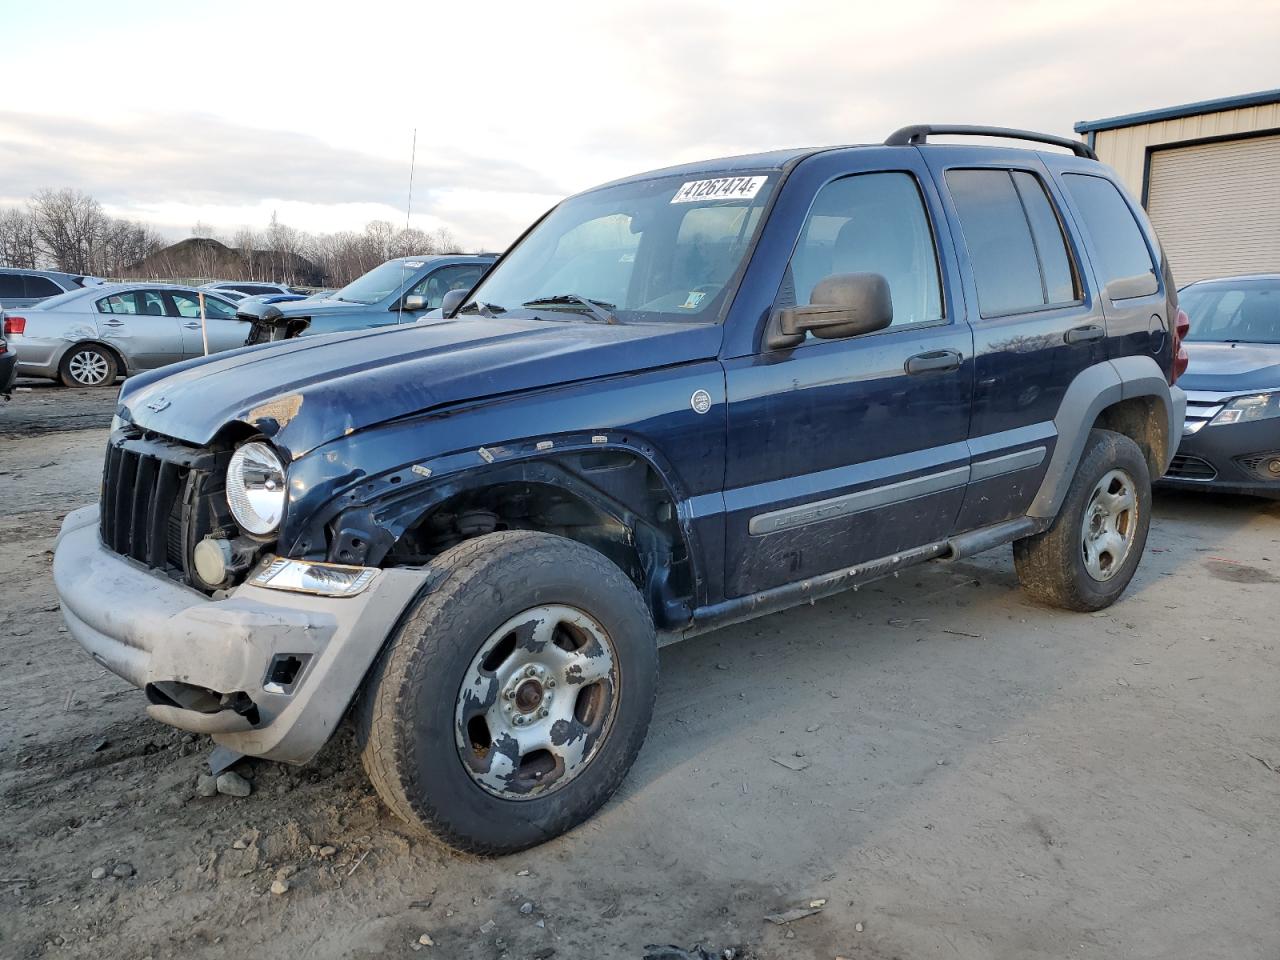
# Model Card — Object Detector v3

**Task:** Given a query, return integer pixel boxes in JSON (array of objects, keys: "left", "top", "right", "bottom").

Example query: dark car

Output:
[
  {"left": 0, "top": 333, "right": 16, "bottom": 397},
  {"left": 240, "top": 254, "right": 496, "bottom": 342},
  {"left": 54, "top": 125, "right": 1185, "bottom": 854},
  {"left": 0, "top": 267, "right": 104, "bottom": 308},
  {"left": 1162, "top": 275, "right": 1280, "bottom": 497}
]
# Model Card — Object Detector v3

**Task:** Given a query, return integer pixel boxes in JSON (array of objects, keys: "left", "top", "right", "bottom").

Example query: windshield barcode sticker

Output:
[{"left": 671, "top": 175, "right": 767, "bottom": 204}]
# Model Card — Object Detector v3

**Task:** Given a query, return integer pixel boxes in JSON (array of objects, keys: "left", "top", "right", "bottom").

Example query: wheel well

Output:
[
  {"left": 1092, "top": 396, "right": 1168, "bottom": 477},
  {"left": 382, "top": 470, "right": 696, "bottom": 629}
]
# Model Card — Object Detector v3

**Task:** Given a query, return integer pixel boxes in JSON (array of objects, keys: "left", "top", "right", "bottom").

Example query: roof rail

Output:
[{"left": 884, "top": 125, "right": 1097, "bottom": 161}]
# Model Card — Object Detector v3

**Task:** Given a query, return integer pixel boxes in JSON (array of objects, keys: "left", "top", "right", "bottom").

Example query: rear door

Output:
[
  {"left": 95, "top": 290, "right": 184, "bottom": 369},
  {"left": 925, "top": 150, "right": 1104, "bottom": 530},
  {"left": 167, "top": 291, "right": 252, "bottom": 357},
  {"left": 722, "top": 149, "right": 974, "bottom": 597}
]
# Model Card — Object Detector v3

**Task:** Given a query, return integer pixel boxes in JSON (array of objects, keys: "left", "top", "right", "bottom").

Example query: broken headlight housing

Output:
[
  {"left": 226, "top": 440, "right": 286, "bottom": 536},
  {"left": 1209, "top": 392, "right": 1280, "bottom": 427},
  {"left": 249, "top": 557, "right": 377, "bottom": 597}
]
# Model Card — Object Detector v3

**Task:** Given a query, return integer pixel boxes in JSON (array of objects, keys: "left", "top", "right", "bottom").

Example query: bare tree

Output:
[
  {"left": 29, "top": 189, "right": 107, "bottom": 273},
  {"left": 0, "top": 208, "right": 39, "bottom": 267}
]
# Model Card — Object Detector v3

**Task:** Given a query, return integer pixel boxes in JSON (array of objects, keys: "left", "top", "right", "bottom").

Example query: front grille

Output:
[
  {"left": 99, "top": 433, "right": 227, "bottom": 579},
  {"left": 1165, "top": 454, "right": 1218, "bottom": 482},
  {"left": 100, "top": 443, "right": 185, "bottom": 567}
]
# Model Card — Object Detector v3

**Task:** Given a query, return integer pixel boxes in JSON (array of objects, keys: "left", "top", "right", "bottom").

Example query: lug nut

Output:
[
  {"left": 525, "top": 666, "right": 537, "bottom": 678},
  {"left": 546, "top": 679, "right": 556, "bottom": 688}
]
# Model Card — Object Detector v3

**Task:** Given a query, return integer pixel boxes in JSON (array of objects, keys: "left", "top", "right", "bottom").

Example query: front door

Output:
[
  {"left": 95, "top": 289, "right": 184, "bottom": 369},
  {"left": 168, "top": 291, "right": 252, "bottom": 357},
  {"left": 722, "top": 156, "right": 974, "bottom": 597}
]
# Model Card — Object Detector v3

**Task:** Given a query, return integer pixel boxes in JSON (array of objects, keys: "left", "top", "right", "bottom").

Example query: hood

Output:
[
  {"left": 237, "top": 296, "right": 377, "bottom": 321},
  {"left": 1178, "top": 341, "right": 1280, "bottom": 394},
  {"left": 118, "top": 317, "right": 723, "bottom": 458}
]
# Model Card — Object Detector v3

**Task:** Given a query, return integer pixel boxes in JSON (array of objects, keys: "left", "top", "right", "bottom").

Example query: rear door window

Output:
[
  {"left": 0, "top": 275, "right": 23, "bottom": 299},
  {"left": 98, "top": 293, "right": 140, "bottom": 314},
  {"left": 946, "top": 169, "right": 1078, "bottom": 317},
  {"left": 1062, "top": 174, "right": 1158, "bottom": 297},
  {"left": 24, "top": 276, "right": 64, "bottom": 298}
]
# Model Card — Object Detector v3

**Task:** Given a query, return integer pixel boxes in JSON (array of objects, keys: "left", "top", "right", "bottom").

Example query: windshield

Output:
[
  {"left": 1181, "top": 280, "right": 1280, "bottom": 344},
  {"left": 334, "top": 259, "right": 423, "bottom": 305},
  {"left": 464, "top": 171, "right": 776, "bottom": 323}
]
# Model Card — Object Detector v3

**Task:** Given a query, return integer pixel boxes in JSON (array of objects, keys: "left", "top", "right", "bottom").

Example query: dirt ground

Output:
[{"left": 2, "top": 379, "right": 1279, "bottom": 960}]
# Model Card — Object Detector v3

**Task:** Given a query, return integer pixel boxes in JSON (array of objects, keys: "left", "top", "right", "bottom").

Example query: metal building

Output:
[{"left": 1075, "top": 89, "right": 1280, "bottom": 285}]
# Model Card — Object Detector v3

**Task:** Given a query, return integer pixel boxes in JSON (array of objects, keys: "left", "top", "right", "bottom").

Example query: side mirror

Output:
[
  {"left": 440, "top": 289, "right": 467, "bottom": 317},
  {"left": 1104, "top": 273, "right": 1157, "bottom": 302},
  {"left": 401, "top": 294, "right": 427, "bottom": 311},
  {"left": 767, "top": 273, "right": 893, "bottom": 350}
]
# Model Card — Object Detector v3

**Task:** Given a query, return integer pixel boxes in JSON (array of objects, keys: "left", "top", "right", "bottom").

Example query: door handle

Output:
[
  {"left": 905, "top": 349, "right": 963, "bottom": 374},
  {"left": 183, "top": 322, "right": 202, "bottom": 329},
  {"left": 1064, "top": 324, "right": 1106, "bottom": 344},
  {"left": 101, "top": 320, "right": 124, "bottom": 327}
]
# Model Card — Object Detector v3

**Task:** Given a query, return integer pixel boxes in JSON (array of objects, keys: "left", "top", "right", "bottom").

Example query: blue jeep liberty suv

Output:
[{"left": 54, "top": 125, "right": 1187, "bottom": 853}]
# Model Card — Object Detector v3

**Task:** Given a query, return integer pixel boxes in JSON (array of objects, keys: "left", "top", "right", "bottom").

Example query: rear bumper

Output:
[
  {"left": 53, "top": 505, "right": 430, "bottom": 763},
  {"left": 12, "top": 336, "right": 65, "bottom": 378},
  {"left": 1159, "top": 416, "right": 1280, "bottom": 499}
]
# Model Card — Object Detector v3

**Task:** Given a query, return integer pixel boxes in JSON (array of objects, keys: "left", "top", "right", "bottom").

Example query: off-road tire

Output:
[
  {"left": 356, "top": 530, "right": 658, "bottom": 855},
  {"left": 1014, "top": 429, "right": 1152, "bottom": 611},
  {"left": 58, "top": 344, "right": 117, "bottom": 387}
]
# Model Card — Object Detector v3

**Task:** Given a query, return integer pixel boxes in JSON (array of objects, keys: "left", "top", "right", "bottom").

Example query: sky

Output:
[{"left": 3, "top": 0, "right": 1278, "bottom": 251}]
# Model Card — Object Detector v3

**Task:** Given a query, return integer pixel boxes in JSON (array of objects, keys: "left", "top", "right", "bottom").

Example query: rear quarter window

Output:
[{"left": 1062, "top": 174, "right": 1158, "bottom": 297}]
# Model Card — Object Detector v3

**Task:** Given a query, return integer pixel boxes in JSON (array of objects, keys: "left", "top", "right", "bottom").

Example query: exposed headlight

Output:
[
  {"left": 249, "top": 557, "right": 377, "bottom": 597},
  {"left": 226, "top": 441, "right": 287, "bottom": 535},
  {"left": 1209, "top": 392, "right": 1280, "bottom": 427}
]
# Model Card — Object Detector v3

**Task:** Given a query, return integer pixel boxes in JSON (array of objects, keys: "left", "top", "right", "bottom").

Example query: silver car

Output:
[{"left": 4, "top": 283, "right": 250, "bottom": 386}]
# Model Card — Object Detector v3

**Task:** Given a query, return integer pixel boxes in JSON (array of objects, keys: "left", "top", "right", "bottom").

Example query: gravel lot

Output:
[{"left": 2, "top": 380, "right": 1279, "bottom": 960}]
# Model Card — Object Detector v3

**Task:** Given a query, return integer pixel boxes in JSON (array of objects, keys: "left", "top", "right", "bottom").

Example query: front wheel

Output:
[
  {"left": 1014, "top": 429, "right": 1152, "bottom": 611},
  {"left": 357, "top": 531, "right": 658, "bottom": 855}
]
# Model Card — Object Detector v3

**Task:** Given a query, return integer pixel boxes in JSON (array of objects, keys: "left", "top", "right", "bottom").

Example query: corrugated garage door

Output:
[{"left": 1146, "top": 133, "right": 1280, "bottom": 285}]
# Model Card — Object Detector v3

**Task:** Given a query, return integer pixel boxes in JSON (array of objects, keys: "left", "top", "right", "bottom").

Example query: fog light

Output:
[
  {"left": 249, "top": 557, "right": 377, "bottom": 597},
  {"left": 193, "top": 538, "right": 231, "bottom": 586},
  {"left": 1268, "top": 459, "right": 1280, "bottom": 476}
]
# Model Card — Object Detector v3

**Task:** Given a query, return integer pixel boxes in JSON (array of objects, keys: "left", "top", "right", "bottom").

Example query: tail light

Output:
[
  {"left": 3, "top": 315, "right": 25, "bottom": 336},
  {"left": 1170, "top": 308, "right": 1190, "bottom": 385}
]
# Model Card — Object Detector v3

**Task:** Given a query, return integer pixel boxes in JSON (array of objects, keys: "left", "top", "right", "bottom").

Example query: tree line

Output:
[
  {"left": 0, "top": 189, "right": 166, "bottom": 277},
  {"left": 0, "top": 188, "right": 466, "bottom": 287}
]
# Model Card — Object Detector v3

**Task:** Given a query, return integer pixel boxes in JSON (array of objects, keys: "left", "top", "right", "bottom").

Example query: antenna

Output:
[{"left": 396, "top": 128, "right": 418, "bottom": 325}]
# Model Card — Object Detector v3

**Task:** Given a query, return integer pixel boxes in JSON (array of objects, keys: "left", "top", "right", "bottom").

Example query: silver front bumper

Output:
[{"left": 53, "top": 505, "right": 429, "bottom": 763}]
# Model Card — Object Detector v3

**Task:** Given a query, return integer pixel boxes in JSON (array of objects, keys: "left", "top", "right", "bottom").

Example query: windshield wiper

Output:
[
  {"left": 522, "top": 294, "right": 618, "bottom": 324},
  {"left": 459, "top": 301, "right": 506, "bottom": 318}
]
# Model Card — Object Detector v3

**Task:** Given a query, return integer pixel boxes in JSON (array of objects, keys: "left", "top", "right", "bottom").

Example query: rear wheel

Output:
[
  {"left": 357, "top": 531, "right": 657, "bottom": 855},
  {"left": 1014, "top": 429, "right": 1151, "bottom": 611},
  {"left": 58, "top": 345, "right": 116, "bottom": 387}
]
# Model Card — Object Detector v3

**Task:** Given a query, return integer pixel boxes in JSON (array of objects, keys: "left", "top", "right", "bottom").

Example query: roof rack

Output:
[{"left": 884, "top": 125, "right": 1097, "bottom": 161}]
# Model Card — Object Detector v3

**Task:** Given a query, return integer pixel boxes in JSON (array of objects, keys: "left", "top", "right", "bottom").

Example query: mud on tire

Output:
[
  {"left": 1014, "top": 428, "right": 1152, "bottom": 612},
  {"left": 356, "top": 530, "right": 658, "bottom": 855}
]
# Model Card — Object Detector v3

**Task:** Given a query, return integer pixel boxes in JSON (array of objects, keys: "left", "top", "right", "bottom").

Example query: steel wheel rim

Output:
[
  {"left": 68, "top": 350, "right": 109, "bottom": 385},
  {"left": 1081, "top": 468, "right": 1138, "bottom": 582},
  {"left": 455, "top": 604, "right": 620, "bottom": 801}
]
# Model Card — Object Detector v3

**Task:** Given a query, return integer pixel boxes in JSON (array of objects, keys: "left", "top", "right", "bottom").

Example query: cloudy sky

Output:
[{"left": 4, "top": 0, "right": 1278, "bottom": 250}]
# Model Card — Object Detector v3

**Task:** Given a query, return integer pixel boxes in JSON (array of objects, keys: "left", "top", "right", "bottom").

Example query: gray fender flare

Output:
[{"left": 1028, "top": 356, "right": 1184, "bottom": 519}]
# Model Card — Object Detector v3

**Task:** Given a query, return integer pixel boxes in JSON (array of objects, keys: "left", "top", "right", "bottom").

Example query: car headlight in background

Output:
[
  {"left": 226, "top": 441, "right": 287, "bottom": 535},
  {"left": 1209, "top": 392, "right": 1280, "bottom": 427}
]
